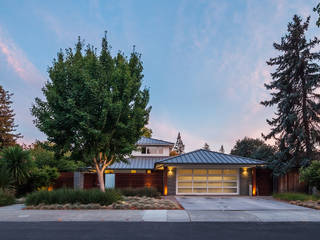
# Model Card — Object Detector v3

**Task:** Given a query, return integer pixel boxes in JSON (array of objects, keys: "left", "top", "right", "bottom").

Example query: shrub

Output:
[
  {"left": 273, "top": 192, "right": 320, "bottom": 201},
  {"left": 0, "top": 190, "right": 15, "bottom": 206},
  {"left": 120, "top": 187, "right": 160, "bottom": 198},
  {"left": 25, "top": 188, "right": 122, "bottom": 206},
  {"left": 0, "top": 146, "right": 33, "bottom": 185},
  {"left": 300, "top": 161, "right": 320, "bottom": 191}
]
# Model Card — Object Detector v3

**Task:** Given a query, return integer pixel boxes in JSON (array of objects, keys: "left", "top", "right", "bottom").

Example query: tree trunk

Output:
[
  {"left": 301, "top": 74, "right": 311, "bottom": 158},
  {"left": 96, "top": 168, "right": 105, "bottom": 192}
]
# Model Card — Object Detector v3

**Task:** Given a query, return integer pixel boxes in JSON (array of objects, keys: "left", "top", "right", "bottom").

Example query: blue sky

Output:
[{"left": 0, "top": 0, "right": 318, "bottom": 152}]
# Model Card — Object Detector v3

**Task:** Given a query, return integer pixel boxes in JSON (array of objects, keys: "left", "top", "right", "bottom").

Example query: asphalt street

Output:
[{"left": 0, "top": 222, "right": 319, "bottom": 240}]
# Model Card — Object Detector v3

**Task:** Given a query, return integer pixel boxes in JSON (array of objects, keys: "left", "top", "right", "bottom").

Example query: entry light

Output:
[{"left": 242, "top": 167, "right": 248, "bottom": 176}]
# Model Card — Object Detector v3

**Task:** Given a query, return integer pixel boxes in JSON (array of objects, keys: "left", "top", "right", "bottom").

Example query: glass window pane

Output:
[
  {"left": 224, "top": 169, "right": 237, "bottom": 175},
  {"left": 208, "top": 182, "right": 222, "bottom": 187},
  {"left": 178, "top": 176, "right": 193, "bottom": 181},
  {"left": 193, "top": 182, "right": 207, "bottom": 188},
  {"left": 141, "top": 147, "right": 146, "bottom": 154},
  {"left": 178, "top": 182, "right": 192, "bottom": 187},
  {"left": 193, "top": 176, "right": 207, "bottom": 181},
  {"left": 224, "top": 182, "right": 237, "bottom": 187},
  {"left": 178, "top": 169, "right": 192, "bottom": 175},
  {"left": 223, "top": 188, "right": 237, "bottom": 193},
  {"left": 194, "top": 169, "right": 207, "bottom": 175},
  {"left": 193, "top": 188, "right": 207, "bottom": 193},
  {"left": 178, "top": 188, "right": 192, "bottom": 193},
  {"left": 208, "top": 176, "right": 222, "bottom": 181},
  {"left": 224, "top": 176, "right": 237, "bottom": 181},
  {"left": 208, "top": 188, "right": 223, "bottom": 193},
  {"left": 208, "top": 169, "right": 222, "bottom": 175}
]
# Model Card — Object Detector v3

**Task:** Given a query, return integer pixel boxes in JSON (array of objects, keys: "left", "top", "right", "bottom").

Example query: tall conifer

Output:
[
  {"left": 261, "top": 15, "right": 320, "bottom": 174},
  {"left": 0, "top": 85, "right": 21, "bottom": 149}
]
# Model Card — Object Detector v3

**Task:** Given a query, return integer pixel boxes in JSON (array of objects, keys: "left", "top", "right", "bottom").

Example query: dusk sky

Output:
[{"left": 0, "top": 0, "right": 318, "bottom": 152}]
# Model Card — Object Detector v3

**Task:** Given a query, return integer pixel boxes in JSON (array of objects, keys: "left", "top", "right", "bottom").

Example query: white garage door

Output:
[{"left": 177, "top": 168, "right": 239, "bottom": 194}]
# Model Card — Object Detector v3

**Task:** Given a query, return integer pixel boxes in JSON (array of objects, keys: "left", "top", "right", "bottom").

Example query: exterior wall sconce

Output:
[
  {"left": 242, "top": 167, "right": 248, "bottom": 176},
  {"left": 168, "top": 167, "right": 174, "bottom": 176}
]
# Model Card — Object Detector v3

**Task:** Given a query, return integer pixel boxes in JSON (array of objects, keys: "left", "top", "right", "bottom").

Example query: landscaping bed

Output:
[
  {"left": 24, "top": 187, "right": 181, "bottom": 210},
  {"left": 273, "top": 192, "right": 320, "bottom": 210},
  {"left": 25, "top": 196, "right": 181, "bottom": 210}
]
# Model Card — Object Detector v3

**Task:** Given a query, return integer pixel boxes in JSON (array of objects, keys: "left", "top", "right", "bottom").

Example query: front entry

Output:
[{"left": 176, "top": 168, "right": 239, "bottom": 195}]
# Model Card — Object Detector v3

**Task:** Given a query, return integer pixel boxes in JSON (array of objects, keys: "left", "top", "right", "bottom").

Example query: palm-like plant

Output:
[{"left": 0, "top": 146, "right": 33, "bottom": 185}]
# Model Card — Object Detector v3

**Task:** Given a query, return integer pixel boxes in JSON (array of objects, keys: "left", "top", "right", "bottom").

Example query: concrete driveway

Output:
[
  {"left": 175, "top": 196, "right": 306, "bottom": 211},
  {"left": 175, "top": 196, "right": 320, "bottom": 222}
]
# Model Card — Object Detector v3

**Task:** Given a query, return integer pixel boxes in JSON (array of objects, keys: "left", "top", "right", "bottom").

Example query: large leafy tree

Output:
[
  {"left": 261, "top": 15, "right": 320, "bottom": 174},
  {"left": 141, "top": 127, "right": 152, "bottom": 138},
  {"left": 31, "top": 35, "right": 151, "bottom": 191},
  {"left": 230, "top": 137, "right": 276, "bottom": 163},
  {"left": 0, "top": 85, "right": 21, "bottom": 149}
]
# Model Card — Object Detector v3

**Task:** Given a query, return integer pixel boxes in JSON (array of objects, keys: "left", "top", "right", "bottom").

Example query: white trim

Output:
[{"left": 175, "top": 168, "right": 240, "bottom": 195}]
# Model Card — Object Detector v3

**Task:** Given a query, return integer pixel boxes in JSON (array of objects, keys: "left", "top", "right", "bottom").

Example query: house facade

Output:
[{"left": 104, "top": 137, "right": 265, "bottom": 196}]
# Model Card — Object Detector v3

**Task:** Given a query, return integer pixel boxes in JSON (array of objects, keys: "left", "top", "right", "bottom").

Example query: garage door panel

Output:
[{"left": 177, "top": 168, "right": 239, "bottom": 195}]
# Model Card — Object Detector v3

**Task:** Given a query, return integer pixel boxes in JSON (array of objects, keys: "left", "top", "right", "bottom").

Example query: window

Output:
[
  {"left": 141, "top": 147, "right": 146, "bottom": 154},
  {"left": 141, "top": 146, "right": 164, "bottom": 154}
]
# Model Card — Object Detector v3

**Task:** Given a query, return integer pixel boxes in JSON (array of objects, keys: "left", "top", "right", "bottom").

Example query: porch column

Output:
[
  {"left": 163, "top": 167, "right": 168, "bottom": 196},
  {"left": 252, "top": 167, "right": 257, "bottom": 196}
]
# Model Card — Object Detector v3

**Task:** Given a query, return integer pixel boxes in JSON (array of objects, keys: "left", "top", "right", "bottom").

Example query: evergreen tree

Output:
[
  {"left": 0, "top": 85, "right": 21, "bottom": 149},
  {"left": 219, "top": 145, "right": 225, "bottom": 153},
  {"left": 173, "top": 132, "right": 185, "bottom": 154},
  {"left": 203, "top": 142, "right": 210, "bottom": 150},
  {"left": 261, "top": 15, "right": 320, "bottom": 174}
]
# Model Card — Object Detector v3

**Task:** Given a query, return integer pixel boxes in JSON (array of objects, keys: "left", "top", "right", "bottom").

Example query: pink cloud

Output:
[{"left": 0, "top": 26, "right": 45, "bottom": 84}]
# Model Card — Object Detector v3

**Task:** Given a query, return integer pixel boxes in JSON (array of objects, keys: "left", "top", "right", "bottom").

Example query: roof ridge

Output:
[
  {"left": 199, "top": 148, "right": 264, "bottom": 163},
  {"left": 138, "top": 136, "right": 174, "bottom": 145},
  {"left": 156, "top": 148, "right": 265, "bottom": 165}
]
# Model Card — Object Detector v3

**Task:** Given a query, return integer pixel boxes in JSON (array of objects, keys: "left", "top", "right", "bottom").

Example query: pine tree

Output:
[
  {"left": 173, "top": 132, "right": 185, "bottom": 154},
  {"left": 261, "top": 15, "right": 320, "bottom": 174},
  {"left": 0, "top": 85, "right": 21, "bottom": 149},
  {"left": 203, "top": 142, "right": 210, "bottom": 150},
  {"left": 219, "top": 145, "right": 225, "bottom": 153}
]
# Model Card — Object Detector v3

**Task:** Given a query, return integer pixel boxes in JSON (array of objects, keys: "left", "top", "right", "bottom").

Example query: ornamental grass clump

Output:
[
  {"left": 0, "top": 189, "right": 15, "bottom": 206},
  {"left": 25, "top": 188, "right": 122, "bottom": 206},
  {"left": 120, "top": 187, "right": 160, "bottom": 198}
]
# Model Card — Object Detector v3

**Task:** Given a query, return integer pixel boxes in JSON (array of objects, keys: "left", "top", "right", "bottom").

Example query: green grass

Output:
[
  {"left": 273, "top": 192, "right": 320, "bottom": 202},
  {"left": 119, "top": 187, "right": 160, "bottom": 198},
  {"left": 0, "top": 190, "right": 15, "bottom": 206},
  {"left": 25, "top": 188, "right": 122, "bottom": 206}
]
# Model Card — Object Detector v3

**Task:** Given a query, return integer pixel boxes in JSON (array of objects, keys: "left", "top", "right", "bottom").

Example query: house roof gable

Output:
[
  {"left": 155, "top": 149, "right": 265, "bottom": 165},
  {"left": 136, "top": 136, "right": 174, "bottom": 146}
]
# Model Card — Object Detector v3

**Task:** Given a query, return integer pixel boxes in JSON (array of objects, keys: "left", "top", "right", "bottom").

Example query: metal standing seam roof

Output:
[
  {"left": 136, "top": 136, "right": 174, "bottom": 146},
  {"left": 155, "top": 149, "right": 265, "bottom": 166},
  {"left": 108, "top": 156, "right": 168, "bottom": 170}
]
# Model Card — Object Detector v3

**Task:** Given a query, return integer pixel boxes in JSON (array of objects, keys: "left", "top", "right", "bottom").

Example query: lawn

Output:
[{"left": 273, "top": 192, "right": 320, "bottom": 202}]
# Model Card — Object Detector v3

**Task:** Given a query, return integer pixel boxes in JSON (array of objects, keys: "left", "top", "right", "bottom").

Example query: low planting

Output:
[
  {"left": 25, "top": 188, "right": 122, "bottom": 206},
  {"left": 119, "top": 187, "right": 160, "bottom": 198},
  {"left": 273, "top": 192, "right": 320, "bottom": 202},
  {"left": 0, "top": 190, "right": 15, "bottom": 207}
]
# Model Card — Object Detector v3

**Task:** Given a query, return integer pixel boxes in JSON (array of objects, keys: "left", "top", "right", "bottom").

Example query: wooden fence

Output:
[{"left": 277, "top": 169, "right": 307, "bottom": 193}]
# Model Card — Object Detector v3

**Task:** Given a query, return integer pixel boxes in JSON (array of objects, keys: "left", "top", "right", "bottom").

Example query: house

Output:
[{"left": 104, "top": 136, "right": 265, "bottom": 196}]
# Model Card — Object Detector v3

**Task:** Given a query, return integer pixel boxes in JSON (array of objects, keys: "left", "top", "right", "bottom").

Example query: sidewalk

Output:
[{"left": 1, "top": 204, "right": 320, "bottom": 222}]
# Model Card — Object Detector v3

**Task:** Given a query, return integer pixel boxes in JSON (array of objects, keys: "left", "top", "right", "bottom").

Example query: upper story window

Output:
[{"left": 141, "top": 146, "right": 164, "bottom": 154}]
